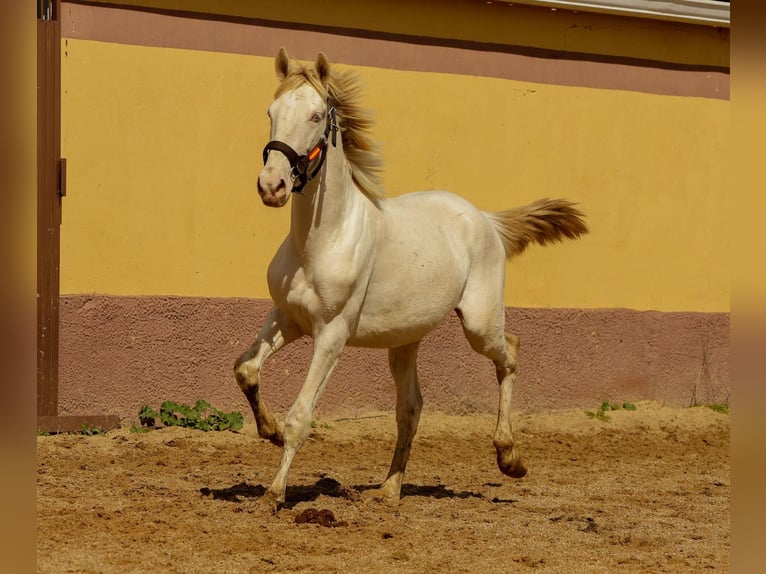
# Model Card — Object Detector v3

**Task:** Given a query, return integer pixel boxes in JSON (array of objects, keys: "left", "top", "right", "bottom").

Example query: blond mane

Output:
[{"left": 275, "top": 60, "right": 384, "bottom": 201}]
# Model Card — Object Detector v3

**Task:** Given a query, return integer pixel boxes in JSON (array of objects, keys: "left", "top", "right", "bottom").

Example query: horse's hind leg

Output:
[
  {"left": 492, "top": 332, "right": 527, "bottom": 477},
  {"left": 373, "top": 340, "right": 423, "bottom": 501},
  {"left": 456, "top": 302, "right": 527, "bottom": 479},
  {"left": 234, "top": 307, "right": 302, "bottom": 446}
]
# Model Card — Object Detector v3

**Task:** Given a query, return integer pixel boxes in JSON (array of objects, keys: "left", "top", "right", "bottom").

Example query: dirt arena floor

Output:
[{"left": 37, "top": 402, "right": 729, "bottom": 573}]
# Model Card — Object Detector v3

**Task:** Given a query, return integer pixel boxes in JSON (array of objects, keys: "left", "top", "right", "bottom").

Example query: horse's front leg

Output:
[
  {"left": 263, "top": 320, "right": 349, "bottom": 511},
  {"left": 234, "top": 307, "right": 302, "bottom": 446}
]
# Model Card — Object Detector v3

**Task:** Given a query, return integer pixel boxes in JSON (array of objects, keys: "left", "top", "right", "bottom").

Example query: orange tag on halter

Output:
[{"left": 308, "top": 146, "right": 321, "bottom": 161}]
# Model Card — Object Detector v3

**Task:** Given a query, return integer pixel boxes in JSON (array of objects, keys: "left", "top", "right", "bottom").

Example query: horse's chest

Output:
[{"left": 268, "top": 257, "right": 358, "bottom": 328}]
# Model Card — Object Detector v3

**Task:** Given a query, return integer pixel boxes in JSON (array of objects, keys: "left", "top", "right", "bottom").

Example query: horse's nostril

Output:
[{"left": 257, "top": 176, "right": 286, "bottom": 197}]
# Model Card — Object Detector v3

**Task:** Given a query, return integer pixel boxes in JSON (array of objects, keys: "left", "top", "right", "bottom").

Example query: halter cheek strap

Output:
[{"left": 262, "top": 103, "right": 338, "bottom": 194}]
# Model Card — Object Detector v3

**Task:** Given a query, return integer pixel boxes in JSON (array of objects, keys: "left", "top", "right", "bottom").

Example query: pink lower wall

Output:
[{"left": 58, "top": 295, "right": 729, "bottom": 423}]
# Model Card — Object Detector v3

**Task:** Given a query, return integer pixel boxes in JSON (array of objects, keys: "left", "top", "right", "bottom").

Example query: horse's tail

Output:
[{"left": 483, "top": 198, "right": 588, "bottom": 259}]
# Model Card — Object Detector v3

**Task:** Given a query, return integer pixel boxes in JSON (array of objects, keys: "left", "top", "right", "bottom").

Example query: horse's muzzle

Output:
[{"left": 257, "top": 175, "right": 289, "bottom": 208}]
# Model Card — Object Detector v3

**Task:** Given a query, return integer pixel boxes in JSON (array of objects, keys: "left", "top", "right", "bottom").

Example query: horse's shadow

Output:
[
  {"left": 354, "top": 483, "right": 483, "bottom": 500},
  {"left": 201, "top": 478, "right": 514, "bottom": 508},
  {"left": 200, "top": 477, "right": 350, "bottom": 509}
]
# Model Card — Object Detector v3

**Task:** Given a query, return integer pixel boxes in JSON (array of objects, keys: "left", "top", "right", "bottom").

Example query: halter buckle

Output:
[{"left": 327, "top": 106, "right": 338, "bottom": 147}]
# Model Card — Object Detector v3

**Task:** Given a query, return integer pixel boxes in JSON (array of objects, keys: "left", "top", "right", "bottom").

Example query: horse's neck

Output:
[{"left": 289, "top": 144, "right": 375, "bottom": 259}]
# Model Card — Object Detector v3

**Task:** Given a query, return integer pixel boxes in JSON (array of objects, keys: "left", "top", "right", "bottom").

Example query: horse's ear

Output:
[
  {"left": 315, "top": 52, "right": 330, "bottom": 86},
  {"left": 275, "top": 47, "right": 291, "bottom": 81}
]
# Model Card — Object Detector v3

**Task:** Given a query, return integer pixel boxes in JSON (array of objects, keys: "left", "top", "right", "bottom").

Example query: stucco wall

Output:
[
  {"left": 57, "top": 0, "right": 729, "bottom": 420},
  {"left": 58, "top": 295, "right": 729, "bottom": 419},
  {"left": 60, "top": 5, "right": 729, "bottom": 311}
]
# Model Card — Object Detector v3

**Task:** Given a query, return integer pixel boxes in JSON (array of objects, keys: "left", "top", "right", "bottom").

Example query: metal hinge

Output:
[{"left": 58, "top": 158, "right": 66, "bottom": 198}]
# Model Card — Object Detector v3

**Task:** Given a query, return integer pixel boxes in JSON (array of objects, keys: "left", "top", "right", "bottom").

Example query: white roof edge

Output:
[{"left": 497, "top": 0, "right": 730, "bottom": 27}]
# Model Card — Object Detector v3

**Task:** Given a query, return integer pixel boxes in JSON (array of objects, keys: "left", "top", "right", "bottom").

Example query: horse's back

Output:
[
  {"left": 383, "top": 189, "right": 484, "bottom": 216},
  {"left": 381, "top": 190, "right": 504, "bottom": 261}
]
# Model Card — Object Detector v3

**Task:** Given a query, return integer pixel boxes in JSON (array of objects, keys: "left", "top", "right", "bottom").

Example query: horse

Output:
[{"left": 234, "top": 48, "right": 588, "bottom": 511}]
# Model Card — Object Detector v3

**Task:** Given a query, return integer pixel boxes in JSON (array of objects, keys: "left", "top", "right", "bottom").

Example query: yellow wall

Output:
[{"left": 61, "top": 39, "right": 729, "bottom": 312}]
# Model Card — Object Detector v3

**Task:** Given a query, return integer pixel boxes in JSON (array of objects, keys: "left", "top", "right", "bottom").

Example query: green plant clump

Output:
[
  {"left": 585, "top": 401, "right": 637, "bottom": 422},
  {"left": 79, "top": 423, "right": 105, "bottom": 436},
  {"left": 138, "top": 400, "right": 243, "bottom": 432},
  {"left": 705, "top": 403, "right": 729, "bottom": 414}
]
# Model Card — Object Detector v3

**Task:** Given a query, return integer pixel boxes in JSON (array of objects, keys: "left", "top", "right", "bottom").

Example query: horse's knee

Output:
[
  {"left": 234, "top": 359, "right": 259, "bottom": 393},
  {"left": 282, "top": 405, "right": 313, "bottom": 446}
]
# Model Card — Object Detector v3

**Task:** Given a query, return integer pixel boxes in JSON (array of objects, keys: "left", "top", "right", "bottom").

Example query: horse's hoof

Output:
[
  {"left": 257, "top": 431, "right": 283, "bottom": 447},
  {"left": 259, "top": 490, "right": 284, "bottom": 514},
  {"left": 267, "top": 431, "right": 284, "bottom": 448},
  {"left": 497, "top": 449, "right": 528, "bottom": 478},
  {"left": 257, "top": 421, "right": 285, "bottom": 447},
  {"left": 361, "top": 486, "right": 401, "bottom": 505}
]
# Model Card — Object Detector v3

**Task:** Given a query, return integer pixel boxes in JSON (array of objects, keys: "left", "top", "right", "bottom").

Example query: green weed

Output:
[
  {"left": 585, "top": 401, "right": 638, "bottom": 422},
  {"left": 79, "top": 423, "right": 105, "bottom": 436},
  {"left": 138, "top": 400, "right": 243, "bottom": 432},
  {"left": 704, "top": 403, "right": 729, "bottom": 414}
]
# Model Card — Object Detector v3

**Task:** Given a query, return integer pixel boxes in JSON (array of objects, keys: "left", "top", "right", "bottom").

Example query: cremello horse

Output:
[{"left": 235, "top": 48, "right": 588, "bottom": 511}]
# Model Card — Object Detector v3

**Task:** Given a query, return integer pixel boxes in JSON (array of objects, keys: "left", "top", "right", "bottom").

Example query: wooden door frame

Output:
[{"left": 37, "top": 0, "right": 119, "bottom": 432}]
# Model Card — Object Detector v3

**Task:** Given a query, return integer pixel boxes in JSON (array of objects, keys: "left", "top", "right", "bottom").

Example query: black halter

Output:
[{"left": 262, "top": 101, "right": 338, "bottom": 194}]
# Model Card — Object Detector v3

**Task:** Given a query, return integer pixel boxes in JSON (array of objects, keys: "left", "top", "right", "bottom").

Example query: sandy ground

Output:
[{"left": 37, "top": 402, "right": 729, "bottom": 573}]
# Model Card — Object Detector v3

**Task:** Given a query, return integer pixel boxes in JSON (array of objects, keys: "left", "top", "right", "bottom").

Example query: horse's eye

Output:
[{"left": 310, "top": 112, "right": 322, "bottom": 123}]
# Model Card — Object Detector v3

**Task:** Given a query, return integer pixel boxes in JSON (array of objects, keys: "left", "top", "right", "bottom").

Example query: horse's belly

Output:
[
  {"left": 347, "top": 287, "right": 460, "bottom": 348},
  {"left": 346, "top": 321, "right": 442, "bottom": 348}
]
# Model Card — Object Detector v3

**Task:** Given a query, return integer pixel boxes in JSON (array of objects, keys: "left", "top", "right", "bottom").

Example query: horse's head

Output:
[{"left": 257, "top": 48, "right": 333, "bottom": 207}]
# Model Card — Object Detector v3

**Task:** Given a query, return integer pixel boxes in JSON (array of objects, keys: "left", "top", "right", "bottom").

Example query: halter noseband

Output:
[{"left": 262, "top": 101, "right": 338, "bottom": 194}]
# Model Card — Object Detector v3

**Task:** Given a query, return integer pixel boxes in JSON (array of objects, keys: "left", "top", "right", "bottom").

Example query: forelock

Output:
[{"left": 274, "top": 64, "right": 325, "bottom": 100}]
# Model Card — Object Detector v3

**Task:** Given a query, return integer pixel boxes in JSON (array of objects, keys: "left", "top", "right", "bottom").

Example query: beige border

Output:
[{"left": 61, "top": 1, "right": 729, "bottom": 99}]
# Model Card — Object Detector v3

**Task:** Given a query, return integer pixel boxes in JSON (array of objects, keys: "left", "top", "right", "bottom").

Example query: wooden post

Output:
[
  {"left": 37, "top": 0, "right": 119, "bottom": 433},
  {"left": 37, "top": 4, "right": 60, "bottom": 420}
]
